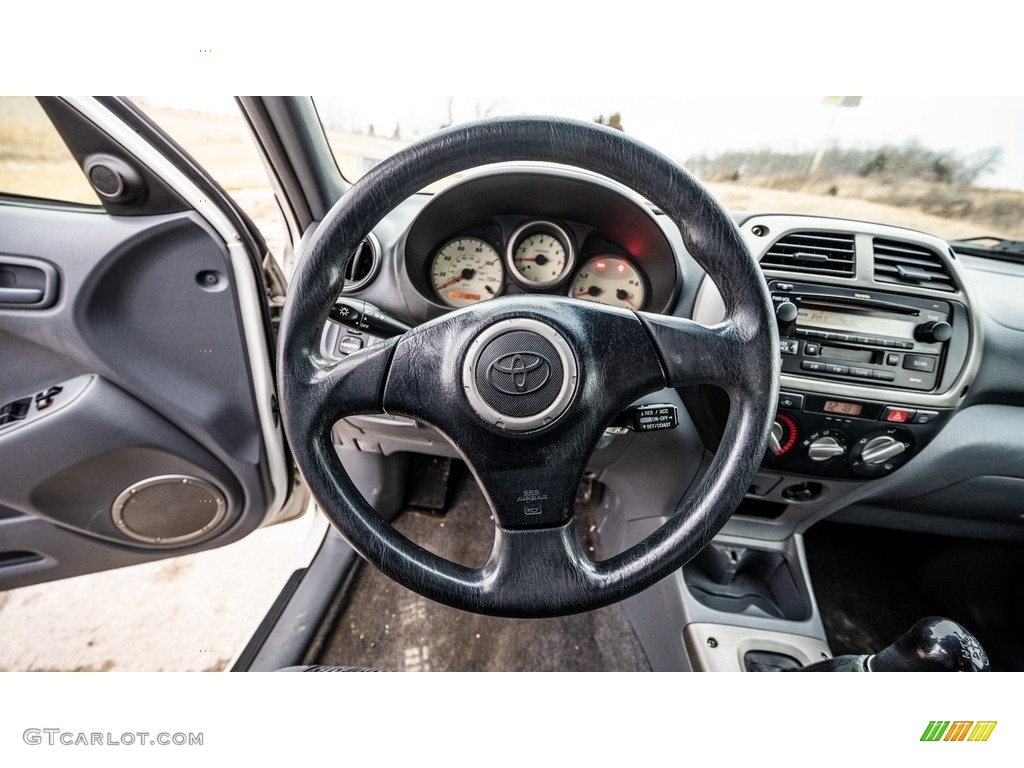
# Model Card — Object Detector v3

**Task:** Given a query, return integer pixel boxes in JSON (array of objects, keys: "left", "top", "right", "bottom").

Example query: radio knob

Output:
[
  {"left": 807, "top": 436, "right": 845, "bottom": 462},
  {"left": 860, "top": 435, "right": 908, "bottom": 466},
  {"left": 776, "top": 301, "right": 798, "bottom": 323},
  {"left": 915, "top": 320, "right": 952, "bottom": 343}
]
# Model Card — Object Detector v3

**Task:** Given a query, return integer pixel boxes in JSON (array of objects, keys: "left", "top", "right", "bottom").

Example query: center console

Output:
[
  {"left": 653, "top": 214, "right": 983, "bottom": 671},
  {"left": 764, "top": 278, "right": 970, "bottom": 480}
]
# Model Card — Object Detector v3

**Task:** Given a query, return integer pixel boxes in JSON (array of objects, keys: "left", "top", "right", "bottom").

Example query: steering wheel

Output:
[{"left": 277, "top": 117, "right": 778, "bottom": 618}]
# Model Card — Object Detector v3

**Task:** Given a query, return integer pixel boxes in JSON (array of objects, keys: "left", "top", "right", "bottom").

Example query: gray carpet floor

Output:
[{"left": 312, "top": 466, "right": 651, "bottom": 672}]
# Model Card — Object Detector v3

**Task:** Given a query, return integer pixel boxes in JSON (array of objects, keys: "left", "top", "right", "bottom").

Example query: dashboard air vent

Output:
[
  {"left": 760, "top": 231, "right": 856, "bottom": 276},
  {"left": 342, "top": 234, "right": 381, "bottom": 293},
  {"left": 873, "top": 238, "right": 956, "bottom": 293}
]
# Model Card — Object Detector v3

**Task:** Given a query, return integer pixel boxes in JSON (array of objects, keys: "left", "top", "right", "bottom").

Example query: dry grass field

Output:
[{"left": 4, "top": 98, "right": 1022, "bottom": 254}]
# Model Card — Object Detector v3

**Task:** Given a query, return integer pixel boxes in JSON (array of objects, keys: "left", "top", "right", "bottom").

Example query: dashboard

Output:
[
  {"left": 396, "top": 167, "right": 681, "bottom": 320},
  {"left": 322, "top": 163, "right": 1024, "bottom": 544}
]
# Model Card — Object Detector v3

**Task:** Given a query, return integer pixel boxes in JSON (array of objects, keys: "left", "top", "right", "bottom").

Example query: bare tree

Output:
[{"left": 595, "top": 113, "right": 625, "bottom": 131}]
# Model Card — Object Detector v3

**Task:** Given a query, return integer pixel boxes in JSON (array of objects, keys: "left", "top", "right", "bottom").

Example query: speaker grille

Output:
[{"left": 112, "top": 476, "right": 226, "bottom": 545}]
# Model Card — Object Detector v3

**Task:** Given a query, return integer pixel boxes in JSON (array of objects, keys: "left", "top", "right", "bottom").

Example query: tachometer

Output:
[
  {"left": 507, "top": 220, "right": 574, "bottom": 287},
  {"left": 431, "top": 237, "right": 504, "bottom": 308},
  {"left": 569, "top": 256, "right": 646, "bottom": 309}
]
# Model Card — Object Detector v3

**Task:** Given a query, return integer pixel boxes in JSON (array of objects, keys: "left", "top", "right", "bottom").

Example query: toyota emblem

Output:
[{"left": 487, "top": 352, "right": 552, "bottom": 395}]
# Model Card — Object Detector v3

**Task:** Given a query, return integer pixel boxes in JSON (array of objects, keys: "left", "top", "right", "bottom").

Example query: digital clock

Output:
[{"left": 823, "top": 400, "right": 863, "bottom": 416}]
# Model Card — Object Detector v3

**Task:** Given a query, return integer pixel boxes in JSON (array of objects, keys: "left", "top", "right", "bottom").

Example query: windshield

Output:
[{"left": 314, "top": 94, "right": 1024, "bottom": 243}]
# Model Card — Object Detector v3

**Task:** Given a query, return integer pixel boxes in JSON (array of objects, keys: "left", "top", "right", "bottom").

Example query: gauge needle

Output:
[{"left": 436, "top": 275, "right": 464, "bottom": 290}]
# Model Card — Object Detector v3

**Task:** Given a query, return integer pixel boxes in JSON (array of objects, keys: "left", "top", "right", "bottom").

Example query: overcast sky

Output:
[
  {"left": 12, "top": 1, "right": 1023, "bottom": 190},
  {"left": 314, "top": 91, "right": 1024, "bottom": 192}
]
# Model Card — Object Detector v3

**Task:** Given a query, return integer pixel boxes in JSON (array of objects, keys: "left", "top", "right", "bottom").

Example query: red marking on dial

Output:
[{"left": 774, "top": 412, "right": 798, "bottom": 456}]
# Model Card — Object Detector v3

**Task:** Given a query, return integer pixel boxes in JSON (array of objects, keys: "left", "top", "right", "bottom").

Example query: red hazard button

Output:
[{"left": 882, "top": 407, "right": 915, "bottom": 423}]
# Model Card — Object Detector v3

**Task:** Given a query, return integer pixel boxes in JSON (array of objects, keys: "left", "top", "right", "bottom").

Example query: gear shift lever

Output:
[{"left": 798, "top": 617, "right": 990, "bottom": 672}]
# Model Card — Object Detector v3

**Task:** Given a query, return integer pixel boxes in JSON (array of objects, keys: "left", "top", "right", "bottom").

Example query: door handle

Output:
[
  {"left": 0, "top": 287, "right": 44, "bottom": 304},
  {"left": 0, "top": 257, "right": 58, "bottom": 309}
]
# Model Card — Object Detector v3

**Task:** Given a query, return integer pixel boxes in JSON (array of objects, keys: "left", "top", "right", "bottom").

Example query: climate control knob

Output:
[
  {"left": 807, "top": 435, "right": 846, "bottom": 462},
  {"left": 767, "top": 413, "right": 798, "bottom": 457},
  {"left": 861, "top": 435, "right": 908, "bottom": 465},
  {"left": 851, "top": 427, "right": 914, "bottom": 477}
]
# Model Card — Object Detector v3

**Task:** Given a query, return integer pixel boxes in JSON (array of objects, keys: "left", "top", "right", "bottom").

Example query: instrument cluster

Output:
[{"left": 429, "top": 217, "right": 648, "bottom": 311}]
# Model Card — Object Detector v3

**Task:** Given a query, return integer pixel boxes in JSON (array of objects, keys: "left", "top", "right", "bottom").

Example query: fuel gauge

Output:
[{"left": 568, "top": 256, "right": 645, "bottom": 310}]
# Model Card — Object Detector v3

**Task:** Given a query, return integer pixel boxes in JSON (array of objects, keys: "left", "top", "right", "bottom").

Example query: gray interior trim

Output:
[
  {"left": 684, "top": 623, "right": 832, "bottom": 672},
  {"left": 62, "top": 97, "right": 289, "bottom": 522}
]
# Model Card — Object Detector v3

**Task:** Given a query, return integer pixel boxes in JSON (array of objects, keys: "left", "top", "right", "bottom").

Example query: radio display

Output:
[
  {"left": 823, "top": 400, "right": 863, "bottom": 416},
  {"left": 797, "top": 308, "right": 915, "bottom": 340}
]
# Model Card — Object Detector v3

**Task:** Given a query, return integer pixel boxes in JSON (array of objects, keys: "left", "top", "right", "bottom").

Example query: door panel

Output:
[{"left": 0, "top": 157, "right": 285, "bottom": 589}]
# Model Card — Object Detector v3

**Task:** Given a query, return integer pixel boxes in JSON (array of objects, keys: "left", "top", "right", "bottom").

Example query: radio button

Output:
[
  {"left": 780, "top": 339, "right": 799, "bottom": 355},
  {"left": 795, "top": 329, "right": 811, "bottom": 337},
  {"left": 898, "top": 341, "right": 914, "bottom": 350},
  {"left": 801, "top": 361, "right": 825, "bottom": 373},
  {"left": 849, "top": 366, "right": 874, "bottom": 378},
  {"left": 874, "top": 370, "right": 896, "bottom": 382},
  {"left": 825, "top": 364, "right": 848, "bottom": 375},
  {"left": 902, "top": 355, "right": 936, "bottom": 372},
  {"left": 803, "top": 342, "right": 820, "bottom": 356},
  {"left": 834, "top": 333, "right": 853, "bottom": 343},
  {"left": 911, "top": 410, "right": 939, "bottom": 425},
  {"left": 885, "top": 353, "right": 901, "bottom": 366},
  {"left": 778, "top": 393, "right": 804, "bottom": 410},
  {"left": 817, "top": 332, "right": 835, "bottom": 341}
]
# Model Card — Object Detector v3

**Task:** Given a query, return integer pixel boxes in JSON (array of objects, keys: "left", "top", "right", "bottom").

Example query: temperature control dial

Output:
[
  {"left": 767, "top": 413, "right": 798, "bottom": 457},
  {"left": 803, "top": 429, "right": 847, "bottom": 462}
]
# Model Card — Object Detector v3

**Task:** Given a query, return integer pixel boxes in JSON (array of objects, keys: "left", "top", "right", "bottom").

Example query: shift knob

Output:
[{"left": 868, "top": 616, "right": 990, "bottom": 672}]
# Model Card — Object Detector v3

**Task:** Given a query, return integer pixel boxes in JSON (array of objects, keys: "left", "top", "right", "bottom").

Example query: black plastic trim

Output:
[{"left": 231, "top": 528, "right": 359, "bottom": 671}]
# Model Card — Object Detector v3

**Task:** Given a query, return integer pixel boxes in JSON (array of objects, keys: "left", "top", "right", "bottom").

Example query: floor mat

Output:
[
  {"left": 312, "top": 466, "right": 651, "bottom": 672},
  {"left": 804, "top": 523, "right": 932, "bottom": 657},
  {"left": 805, "top": 521, "right": 1024, "bottom": 670}
]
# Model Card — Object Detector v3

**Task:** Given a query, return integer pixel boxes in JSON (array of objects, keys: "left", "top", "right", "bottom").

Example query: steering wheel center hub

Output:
[{"left": 462, "top": 317, "right": 578, "bottom": 431}]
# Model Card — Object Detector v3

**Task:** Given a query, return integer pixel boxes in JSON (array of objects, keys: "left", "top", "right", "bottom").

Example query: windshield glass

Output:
[{"left": 314, "top": 94, "right": 1024, "bottom": 243}]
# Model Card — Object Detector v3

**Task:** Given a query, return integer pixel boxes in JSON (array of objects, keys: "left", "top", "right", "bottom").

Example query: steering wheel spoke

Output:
[
  {"left": 465, "top": 435, "right": 590, "bottom": 529},
  {"left": 314, "top": 338, "right": 399, "bottom": 421},
  {"left": 480, "top": 522, "right": 596, "bottom": 612},
  {"left": 638, "top": 313, "right": 771, "bottom": 398}
]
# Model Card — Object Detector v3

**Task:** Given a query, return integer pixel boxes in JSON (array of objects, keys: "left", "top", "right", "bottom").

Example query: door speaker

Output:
[{"left": 111, "top": 475, "right": 227, "bottom": 546}]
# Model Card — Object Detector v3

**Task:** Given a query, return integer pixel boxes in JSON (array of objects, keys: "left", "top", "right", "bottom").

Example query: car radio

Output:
[{"left": 771, "top": 280, "right": 954, "bottom": 392}]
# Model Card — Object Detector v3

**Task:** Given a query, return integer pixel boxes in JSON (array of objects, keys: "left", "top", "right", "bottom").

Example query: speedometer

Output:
[
  {"left": 431, "top": 238, "right": 504, "bottom": 308},
  {"left": 569, "top": 256, "right": 646, "bottom": 310}
]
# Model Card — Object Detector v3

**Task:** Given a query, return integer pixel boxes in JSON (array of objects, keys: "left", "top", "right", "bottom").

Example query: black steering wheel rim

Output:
[{"left": 277, "top": 116, "right": 779, "bottom": 618}]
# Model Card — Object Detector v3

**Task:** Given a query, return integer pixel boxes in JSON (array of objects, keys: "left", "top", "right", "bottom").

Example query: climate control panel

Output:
[{"left": 762, "top": 390, "right": 946, "bottom": 480}]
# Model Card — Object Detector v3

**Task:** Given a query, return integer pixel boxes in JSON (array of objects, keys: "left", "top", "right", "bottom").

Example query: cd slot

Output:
[{"left": 796, "top": 296, "right": 920, "bottom": 317}]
